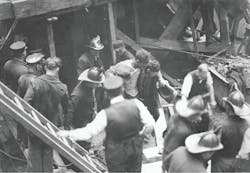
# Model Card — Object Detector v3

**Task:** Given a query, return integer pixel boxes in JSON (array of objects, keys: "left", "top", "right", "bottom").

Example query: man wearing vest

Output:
[
  {"left": 181, "top": 63, "right": 216, "bottom": 107},
  {"left": 58, "top": 76, "right": 155, "bottom": 172}
]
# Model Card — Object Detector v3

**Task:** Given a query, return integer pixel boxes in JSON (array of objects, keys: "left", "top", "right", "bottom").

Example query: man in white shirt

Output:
[
  {"left": 58, "top": 76, "right": 155, "bottom": 172},
  {"left": 181, "top": 63, "right": 216, "bottom": 107}
]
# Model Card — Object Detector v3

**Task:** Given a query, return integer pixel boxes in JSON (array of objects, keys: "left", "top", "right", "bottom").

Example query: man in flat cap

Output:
[
  {"left": 113, "top": 40, "right": 135, "bottom": 63},
  {"left": 16, "top": 53, "right": 45, "bottom": 149},
  {"left": 58, "top": 76, "right": 155, "bottom": 172},
  {"left": 3, "top": 41, "right": 28, "bottom": 92},
  {"left": 24, "top": 57, "right": 69, "bottom": 172},
  {"left": 17, "top": 53, "right": 45, "bottom": 98},
  {"left": 77, "top": 35, "right": 104, "bottom": 76}
]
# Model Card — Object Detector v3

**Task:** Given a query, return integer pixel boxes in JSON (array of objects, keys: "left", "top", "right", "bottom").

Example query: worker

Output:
[
  {"left": 65, "top": 67, "right": 107, "bottom": 150},
  {"left": 17, "top": 52, "right": 45, "bottom": 98},
  {"left": 17, "top": 52, "right": 45, "bottom": 149},
  {"left": 58, "top": 76, "right": 155, "bottom": 172},
  {"left": 211, "top": 89, "right": 250, "bottom": 172},
  {"left": 113, "top": 39, "right": 135, "bottom": 63},
  {"left": 164, "top": 131, "right": 223, "bottom": 172},
  {"left": 3, "top": 41, "right": 28, "bottom": 92},
  {"left": 162, "top": 95, "right": 210, "bottom": 171},
  {"left": 139, "top": 59, "right": 177, "bottom": 120},
  {"left": 181, "top": 63, "right": 216, "bottom": 107},
  {"left": 24, "top": 57, "right": 69, "bottom": 172},
  {"left": 77, "top": 35, "right": 104, "bottom": 76}
]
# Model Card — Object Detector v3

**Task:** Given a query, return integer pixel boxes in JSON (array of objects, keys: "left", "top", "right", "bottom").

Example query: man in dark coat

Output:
[
  {"left": 138, "top": 59, "right": 177, "bottom": 120},
  {"left": 66, "top": 67, "right": 107, "bottom": 149},
  {"left": 3, "top": 41, "right": 28, "bottom": 92},
  {"left": 17, "top": 53, "right": 45, "bottom": 98},
  {"left": 24, "top": 57, "right": 69, "bottom": 172},
  {"left": 211, "top": 89, "right": 250, "bottom": 172},
  {"left": 164, "top": 131, "right": 223, "bottom": 173},
  {"left": 77, "top": 35, "right": 104, "bottom": 76},
  {"left": 58, "top": 76, "right": 155, "bottom": 172},
  {"left": 162, "top": 95, "right": 210, "bottom": 171},
  {"left": 17, "top": 52, "right": 45, "bottom": 148}
]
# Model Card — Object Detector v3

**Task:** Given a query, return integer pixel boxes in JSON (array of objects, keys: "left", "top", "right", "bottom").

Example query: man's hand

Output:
[
  {"left": 57, "top": 130, "right": 70, "bottom": 138},
  {"left": 159, "top": 79, "right": 170, "bottom": 88},
  {"left": 210, "top": 100, "right": 217, "bottom": 109}
]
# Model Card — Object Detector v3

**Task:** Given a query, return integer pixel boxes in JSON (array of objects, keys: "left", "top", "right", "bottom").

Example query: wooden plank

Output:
[
  {"left": 132, "top": 0, "right": 140, "bottom": 42},
  {"left": 117, "top": 29, "right": 141, "bottom": 52},
  {"left": 159, "top": 0, "right": 189, "bottom": 40},
  {"left": 107, "top": 3, "right": 116, "bottom": 64},
  {"left": 139, "top": 37, "right": 228, "bottom": 53},
  {"left": 46, "top": 18, "right": 57, "bottom": 57},
  {"left": 0, "top": 0, "right": 14, "bottom": 20}
]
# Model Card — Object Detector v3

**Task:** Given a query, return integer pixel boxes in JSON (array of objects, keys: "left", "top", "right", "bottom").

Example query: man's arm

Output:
[
  {"left": 23, "top": 80, "right": 35, "bottom": 105},
  {"left": 206, "top": 73, "right": 216, "bottom": 106},
  {"left": 181, "top": 73, "right": 193, "bottom": 99},
  {"left": 57, "top": 110, "right": 107, "bottom": 141},
  {"left": 134, "top": 99, "right": 155, "bottom": 135}
]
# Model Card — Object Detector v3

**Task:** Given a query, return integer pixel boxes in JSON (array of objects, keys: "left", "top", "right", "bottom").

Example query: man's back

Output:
[
  {"left": 164, "top": 146, "right": 207, "bottom": 173},
  {"left": 24, "top": 74, "right": 68, "bottom": 125},
  {"left": 3, "top": 58, "right": 28, "bottom": 92}
]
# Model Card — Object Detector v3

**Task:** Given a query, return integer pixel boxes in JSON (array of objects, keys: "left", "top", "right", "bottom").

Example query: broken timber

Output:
[
  {"left": 139, "top": 37, "right": 228, "bottom": 54},
  {"left": 0, "top": 0, "right": 117, "bottom": 20}
]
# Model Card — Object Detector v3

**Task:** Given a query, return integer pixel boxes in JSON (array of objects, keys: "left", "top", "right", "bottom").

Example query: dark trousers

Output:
[
  {"left": 26, "top": 136, "right": 53, "bottom": 172},
  {"left": 211, "top": 155, "right": 250, "bottom": 172},
  {"left": 105, "top": 135, "right": 143, "bottom": 172}
]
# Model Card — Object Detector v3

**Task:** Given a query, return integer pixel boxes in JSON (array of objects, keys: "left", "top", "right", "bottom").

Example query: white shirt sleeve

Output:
[
  {"left": 181, "top": 73, "right": 193, "bottom": 98},
  {"left": 67, "top": 110, "right": 107, "bottom": 141},
  {"left": 134, "top": 99, "right": 155, "bottom": 133},
  {"left": 206, "top": 72, "right": 213, "bottom": 86}
]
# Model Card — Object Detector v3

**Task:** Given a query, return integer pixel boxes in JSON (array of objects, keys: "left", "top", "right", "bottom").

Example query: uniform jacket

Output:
[
  {"left": 164, "top": 146, "right": 207, "bottom": 173},
  {"left": 67, "top": 82, "right": 108, "bottom": 128},
  {"left": 24, "top": 74, "right": 69, "bottom": 126},
  {"left": 17, "top": 73, "right": 37, "bottom": 98},
  {"left": 3, "top": 58, "right": 28, "bottom": 92},
  {"left": 162, "top": 113, "right": 210, "bottom": 170},
  {"left": 211, "top": 114, "right": 248, "bottom": 172}
]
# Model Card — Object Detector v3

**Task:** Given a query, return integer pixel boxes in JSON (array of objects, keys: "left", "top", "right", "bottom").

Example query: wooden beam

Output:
[
  {"left": 139, "top": 37, "right": 228, "bottom": 53},
  {"left": 46, "top": 17, "right": 57, "bottom": 57},
  {"left": 117, "top": 29, "right": 141, "bottom": 52},
  {"left": 0, "top": 0, "right": 14, "bottom": 20},
  {"left": 132, "top": 0, "right": 140, "bottom": 42},
  {"left": 107, "top": 3, "right": 116, "bottom": 64},
  {"left": 159, "top": 0, "right": 189, "bottom": 40}
]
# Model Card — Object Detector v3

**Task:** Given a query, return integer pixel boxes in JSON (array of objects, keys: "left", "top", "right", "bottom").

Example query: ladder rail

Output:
[
  {"left": 0, "top": 96, "right": 99, "bottom": 173},
  {"left": 0, "top": 81, "right": 106, "bottom": 171},
  {"left": 0, "top": 82, "right": 105, "bottom": 172}
]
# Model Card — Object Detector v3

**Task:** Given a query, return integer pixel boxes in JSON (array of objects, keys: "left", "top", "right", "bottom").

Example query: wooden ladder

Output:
[{"left": 0, "top": 81, "right": 106, "bottom": 173}]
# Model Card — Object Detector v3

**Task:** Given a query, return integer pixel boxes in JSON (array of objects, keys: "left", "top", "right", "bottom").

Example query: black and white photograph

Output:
[{"left": 0, "top": 0, "right": 250, "bottom": 172}]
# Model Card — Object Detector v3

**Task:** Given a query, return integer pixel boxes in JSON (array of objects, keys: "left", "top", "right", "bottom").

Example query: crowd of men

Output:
[{"left": 2, "top": 34, "right": 250, "bottom": 172}]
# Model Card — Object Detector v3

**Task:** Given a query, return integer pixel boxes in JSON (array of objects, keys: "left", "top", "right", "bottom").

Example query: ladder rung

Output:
[
  {"left": 31, "top": 111, "right": 42, "bottom": 124},
  {"left": 85, "top": 154, "right": 96, "bottom": 168},
  {"left": 0, "top": 87, "right": 4, "bottom": 95},
  {"left": 14, "top": 97, "right": 25, "bottom": 112},
  {"left": 46, "top": 123, "right": 57, "bottom": 136},
  {"left": 61, "top": 137, "right": 71, "bottom": 148}
]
